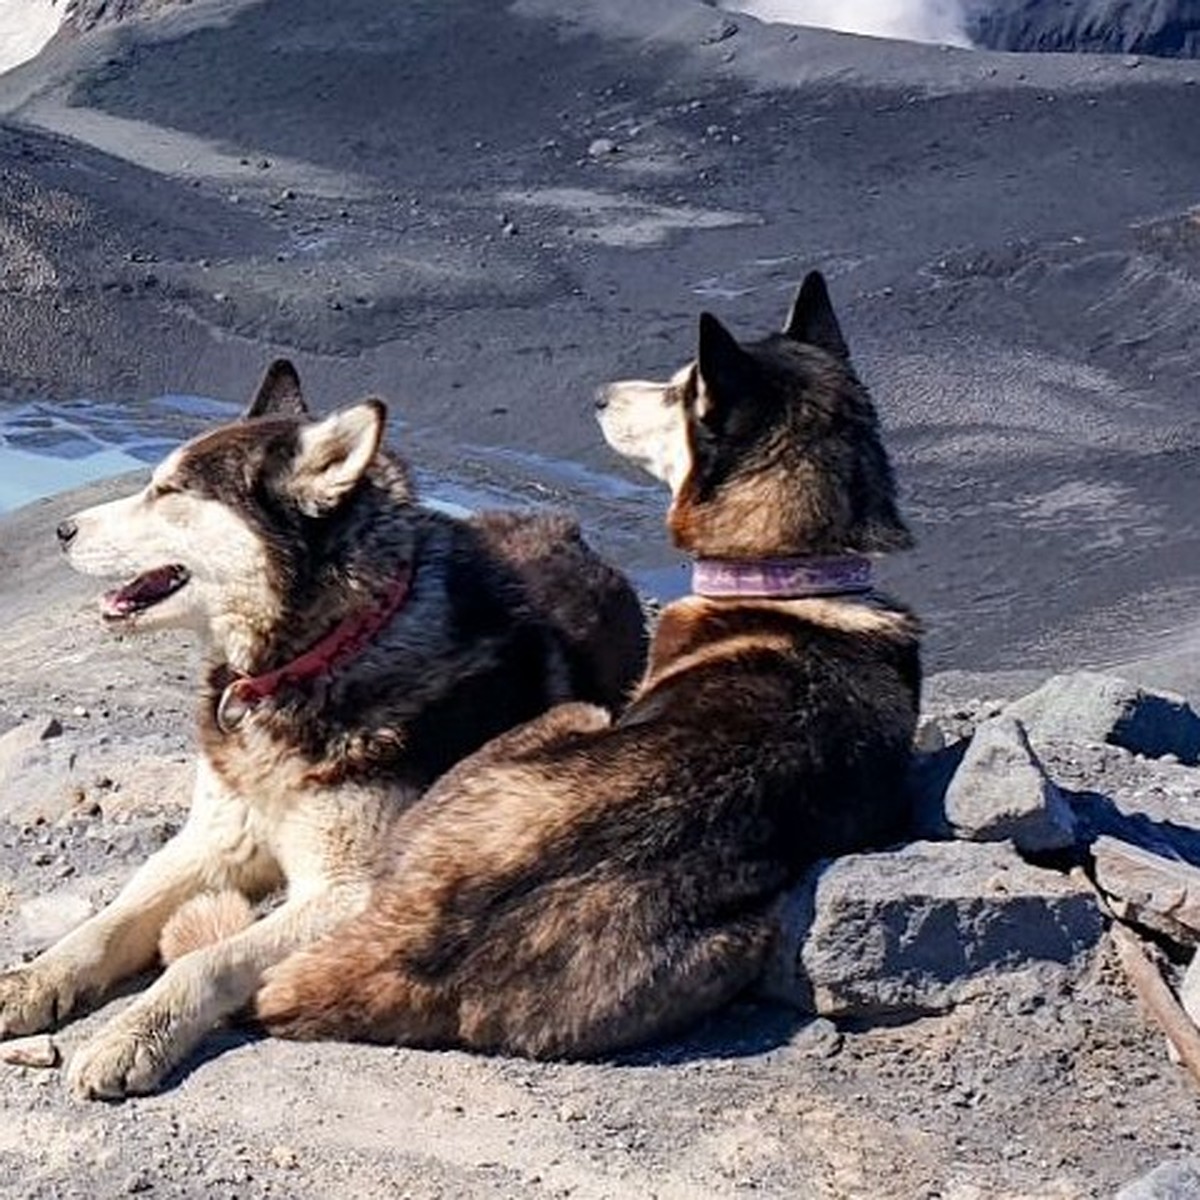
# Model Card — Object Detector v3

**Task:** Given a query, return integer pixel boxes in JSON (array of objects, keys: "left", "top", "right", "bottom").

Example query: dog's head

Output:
[
  {"left": 56, "top": 362, "right": 402, "bottom": 669},
  {"left": 597, "top": 271, "right": 912, "bottom": 559}
]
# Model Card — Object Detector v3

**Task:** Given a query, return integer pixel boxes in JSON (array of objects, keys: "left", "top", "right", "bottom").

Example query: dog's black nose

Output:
[{"left": 56, "top": 519, "right": 78, "bottom": 548}]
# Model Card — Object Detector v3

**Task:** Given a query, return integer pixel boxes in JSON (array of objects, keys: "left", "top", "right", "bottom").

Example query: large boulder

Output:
[
  {"left": 766, "top": 840, "right": 1106, "bottom": 1018},
  {"left": 1004, "top": 672, "right": 1200, "bottom": 764}
]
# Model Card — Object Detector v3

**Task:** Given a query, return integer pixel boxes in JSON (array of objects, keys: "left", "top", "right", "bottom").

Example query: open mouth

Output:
[{"left": 100, "top": 564, "right": 191, "bottom": 620}]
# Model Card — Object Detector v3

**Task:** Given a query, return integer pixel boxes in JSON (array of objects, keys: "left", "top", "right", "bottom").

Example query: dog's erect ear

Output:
[
  {"left": 696, "top": 312, "right": 759, "bottom": 420},
  {"left": 783, "top": 271, "right": 849, "bottom": 360},
  {"left": 245, "top": 359, "right": 309, "bottom": 420},
  {"left": 289, "top": 400, "right": 385, "bottom": 515}
]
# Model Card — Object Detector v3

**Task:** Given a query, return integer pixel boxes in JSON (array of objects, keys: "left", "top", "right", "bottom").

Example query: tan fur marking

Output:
[
  {"left": 781, "top": 596, "right": 916, "bottom": 637},
  {"left": 160, "top": 891, "right": 254, "bottom": 964},
  {"left": 670, "top": 461, "right": 849, "bottom": 557},
  {"left": 661, "top": 593, "right": 913, "bottom": 638},
  {"left": 637, "top": 632, "right": 796, "bottom": 696}
]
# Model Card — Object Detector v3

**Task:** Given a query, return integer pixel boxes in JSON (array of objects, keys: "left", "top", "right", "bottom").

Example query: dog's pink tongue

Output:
[{"left": 100, "top": 566, "right": 184, "bottom": 618}]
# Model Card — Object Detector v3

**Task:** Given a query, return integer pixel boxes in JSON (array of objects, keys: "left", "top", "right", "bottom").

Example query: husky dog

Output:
[
  {"left": 0, "top": 362, "right": 646, "bottom": 1097},
  {"left": 252, "top": 272, "right": 921, "bottom": 1058}
]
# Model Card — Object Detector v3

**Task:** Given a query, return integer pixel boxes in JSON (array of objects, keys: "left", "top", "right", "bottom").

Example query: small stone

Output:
[
  {"left": 587, "top": 137, "right": 617, "bottom": 158},
  {"left": 914, "top": 718, "right": 945, "bottom": 754},
  {"left": 72, "top": 705, "right": 89, "bottom": 719},
  {"left": 788, "top": 1017, "right": 842, "bottom": 1058},
  {"left": 0, "top": 1035, "right": 59, "bottom": 1068},
  {"left": 269, "top": 1145, "right": 298, "bottom": 1169},
  {"left": 124, "top": 1172, "right": 152, "bottom": 1194}
]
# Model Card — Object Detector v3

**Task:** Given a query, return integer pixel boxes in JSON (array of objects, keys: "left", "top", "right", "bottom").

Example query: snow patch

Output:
[
  {"left": 0, "top": 0, "right": 65, "bottom": 74},
  {"left": 718, "top": 0, "right": 973, "bottom": 47}
]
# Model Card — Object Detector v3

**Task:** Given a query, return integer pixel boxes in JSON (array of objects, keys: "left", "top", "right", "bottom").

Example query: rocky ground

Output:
[
  {"left": 4, "top": 1, "right": 1200, "bottom": 1196},
  {"left": 1, "top": 477, "right": 1200, "bottom": 1199}
]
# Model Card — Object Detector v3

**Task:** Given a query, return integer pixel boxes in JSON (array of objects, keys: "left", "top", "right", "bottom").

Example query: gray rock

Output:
[
  {"left": 766, "top": 841, "right": 1105, "bottom": 1018},
  {"left": 1005, "top": 672, "right": 1200, "bottom": 764},
  {"left": 1117, "top": 1158, "right": 1200, "bottom": 1200},
  {"left": 1092, "top": 835, "right": 1200, "bottom": 945},
  {"left": 943, "top": 716, "right": 1077, "bottom": 852}
]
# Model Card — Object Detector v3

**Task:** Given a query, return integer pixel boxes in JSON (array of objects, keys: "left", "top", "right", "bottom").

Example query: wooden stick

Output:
[{"left": 1111, "top": 923, "right": 1200, "bottom": 1089}]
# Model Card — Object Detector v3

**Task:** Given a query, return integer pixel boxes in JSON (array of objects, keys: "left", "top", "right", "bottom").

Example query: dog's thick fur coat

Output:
[
  {"left": 253, "top": 273, "right": 921, "bottom": 1058},
  {"left": 0, "top": 363, "right": 645, "bottom": 1096}
]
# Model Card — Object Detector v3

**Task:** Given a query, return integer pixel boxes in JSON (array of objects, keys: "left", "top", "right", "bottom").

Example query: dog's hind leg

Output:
[
  {"left": 252, "top": 911, "right": 457, "bottom": 1048},
  {"left": 67, "top": 879, "right": 370, "bottom": 1099},
  {"left": 0, "top": 759, "right": 280, "bottom": 1039}
]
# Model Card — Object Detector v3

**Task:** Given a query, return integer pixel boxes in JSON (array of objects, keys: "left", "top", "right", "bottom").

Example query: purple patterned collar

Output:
[{"left": 692, "top": 554, "right": 873, "bottom": 599}]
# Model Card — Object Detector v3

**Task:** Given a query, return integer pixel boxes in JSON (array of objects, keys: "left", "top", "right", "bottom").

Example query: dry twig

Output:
[{"left": 1111, "top": 922, "right": 1200, "bottom": 1090}]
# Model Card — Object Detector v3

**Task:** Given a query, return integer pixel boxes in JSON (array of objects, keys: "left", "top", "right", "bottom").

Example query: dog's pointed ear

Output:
[
  {"left": 290, "top": 400, "right": 385, "bottom": 515},
  {"left": 696, "top": 312, "right": 759, "bottom": 423},
  {"left": 783, "top": 271, "right": 849, "bottom": 360},
  {"left": 245, "top": 359, "right": 309, "bottom": 420}
]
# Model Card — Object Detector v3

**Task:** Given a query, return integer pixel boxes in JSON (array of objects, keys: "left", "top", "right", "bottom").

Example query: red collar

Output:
[{"left": 216, "top": 566, "right": 413, "bottom": 734}]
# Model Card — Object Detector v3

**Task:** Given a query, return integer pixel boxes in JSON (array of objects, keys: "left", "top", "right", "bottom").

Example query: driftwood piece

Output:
[
  {"left": 1092, "top": 836, "right": 1200, "bottom": 945},
  {"left": 1111, "top": 924, "right": 1200, "bottom": 1090}
]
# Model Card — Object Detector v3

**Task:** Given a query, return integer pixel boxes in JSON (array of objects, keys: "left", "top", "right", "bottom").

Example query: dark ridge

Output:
[{"left": 968, "top": 0, "right": 1200, "bottom": 60}]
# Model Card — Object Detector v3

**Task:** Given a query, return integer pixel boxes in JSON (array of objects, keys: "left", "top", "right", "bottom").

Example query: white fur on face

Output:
[
  {"left": 596, "top": 364, "right": 694, "bottom": 493},
  {"left": 64, "top": 464, "right": 273, "bottom": 650}
]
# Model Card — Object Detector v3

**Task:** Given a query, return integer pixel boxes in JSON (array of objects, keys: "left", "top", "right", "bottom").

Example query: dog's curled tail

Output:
[{"left": 159, "top": 890, "right": 255, "bottom": 964}]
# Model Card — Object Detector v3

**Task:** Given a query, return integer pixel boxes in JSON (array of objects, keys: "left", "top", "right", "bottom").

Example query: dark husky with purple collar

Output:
[{"left": 252, "top": 271, "right": 921, "bottom": 1058}]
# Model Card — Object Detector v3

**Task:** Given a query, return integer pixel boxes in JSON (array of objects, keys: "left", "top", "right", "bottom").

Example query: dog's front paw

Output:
[
  {"left": 68, "top": 1021, "right": 169, "bottom": 1101},
  {"left": 0, "top": 966, "right": 74, "bottom": 1038}
]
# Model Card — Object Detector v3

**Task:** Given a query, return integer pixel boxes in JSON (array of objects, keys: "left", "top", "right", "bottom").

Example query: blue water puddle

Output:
[
  {"left": 0, "top": 394, "right": 244, "bottom": 514},
  {"left": 0, "top": 397, "right": 683, "bottom": 602},
  {"left": 0, "top": 442, "right": 147, "bottom": 511}
]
